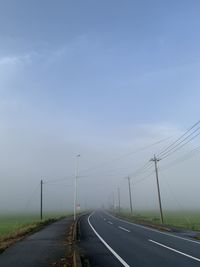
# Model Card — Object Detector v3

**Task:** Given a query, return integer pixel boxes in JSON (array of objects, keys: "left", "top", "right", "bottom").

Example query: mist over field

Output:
[{"left": 0, "top": 0, "right": 200, "bottom": 217}]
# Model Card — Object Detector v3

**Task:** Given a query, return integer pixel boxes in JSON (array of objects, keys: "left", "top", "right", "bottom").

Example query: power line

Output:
[
  {"left": 44, "top": 183, "right": 73, "bottom": 187},
  {"left": 157, "top": 120, "right": 200, "bottom": 158},
  {"left": 23, "top": 183, "right": 40, "bottom": 212},
  {"left": 43, "top": 177, "right": 73, "bottom": 184},
  {"left": 161, "top": 131, "right": 200, "bottom": 160},
  {"left": 126, "top": 121, "right": 200, "bottom": 188},
  {"left": 129, "top": 161, "right": 154, "bottom": 177},
  {"left": 160, "top": 144, "right": 200, "bottom": 172},
  {"left": 162, "top": 179, "right": 191, "bottom": 225},
  {"left": 80, "top": 137, "right": 171, "bottom": 175},
  {"left": 133, "top": 171, "right": 155, "bottom": 185}
]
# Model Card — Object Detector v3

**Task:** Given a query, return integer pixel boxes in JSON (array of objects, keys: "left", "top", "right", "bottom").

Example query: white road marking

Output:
[
  {"left": 149, "top": 239, "right": 200, "bottom": 262},
  {"left": 104, "top": 218, "right": 106, "bottom": 221},
  {"left": 88, "top": 212, "right": 130, "bottom": 267},
  {"left": 103, "top": 211, "right": 200, "bottom": 245},
  {"left": 118, "top": 226, "right": 130, "bottom": 233},
  {"left": 108, "top": 221, "right": 113, "bottom": 225}
]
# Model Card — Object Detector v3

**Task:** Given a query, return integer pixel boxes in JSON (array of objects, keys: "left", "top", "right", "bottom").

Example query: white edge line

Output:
[
  {"left": 88, "top": 212, "right": 130, "bottom": 267},
  {"left": 118, "top": 226, "right": 130, "bottom": 232},
  {"left": 103, "top": 211, "right": 200, "bottom": 245},
  {"left": 149, "top": 239, "right": 200, "bottom": 262}
]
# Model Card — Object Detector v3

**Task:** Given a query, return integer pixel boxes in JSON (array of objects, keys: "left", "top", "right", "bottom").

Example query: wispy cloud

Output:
[{"left": 0, "top": 52, "right": 36, "bottom": 67}]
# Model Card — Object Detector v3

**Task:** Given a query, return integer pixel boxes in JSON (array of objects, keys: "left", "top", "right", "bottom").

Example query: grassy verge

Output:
[
  {"left": 195, "top": 234, "right": 200, "bottom": 240},
  {"left": 0, "top": 212, "right": 72, "bottom": 237},
  {"left": 113, "top": 210, "right": 200, "bottom": 231}
]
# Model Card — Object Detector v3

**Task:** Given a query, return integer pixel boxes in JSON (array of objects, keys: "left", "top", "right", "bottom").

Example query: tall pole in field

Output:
[
  {"left": 74, "top": 154, "right": 80, "bottom": 221},
  {"left": 118, "top": 187, "right": 121, "bottom": 213},
  {"left": 126, "top": 176, "right": 133, "bottom": 213},
  {"left": 40, "top": 179, "right": 43, "bottom": 220},
  {"left": 150, "top": 155, "right": 164, "bottom": 224}
]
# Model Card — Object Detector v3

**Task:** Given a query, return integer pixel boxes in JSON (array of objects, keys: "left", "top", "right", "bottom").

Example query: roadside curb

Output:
[
  {"left": 72, "top": 216, "right": 83, "bottom": 267},
  {"left": 73, "top": 250, "right": 82, "bottom": 267},
  {"left": 72, "top": 212, "right": 92, "bottom": 267}
]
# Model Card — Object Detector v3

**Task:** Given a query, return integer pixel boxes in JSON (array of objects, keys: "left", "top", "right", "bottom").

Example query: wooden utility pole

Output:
[
  {"left": 112, "top": 192, "right": 115, "bottom": 211},
  {"left": 150, "top": 155, "right": 164, "bottom": 224},
  {"left": 126, "top": 176, "right": 133, "bottom": 213},
  {"left": 118, "top": 187, "right": 121, "bottom": 213}
]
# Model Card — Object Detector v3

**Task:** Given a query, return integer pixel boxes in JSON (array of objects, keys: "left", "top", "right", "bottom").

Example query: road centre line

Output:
[
  {"left": 108, "top": 221, "right": 113, "bottom": 225},
  {"left": 88, "top": 212, "right": 130, "bottom": 267},
  {"left": 118, "top": 226, "right": 130, "bottom": 232},
  {"left": 103, "top": 211, "right": 200, "bottom": 245},
  {"left": 149, "top": 239, "right": 200, "bottom": 262}
]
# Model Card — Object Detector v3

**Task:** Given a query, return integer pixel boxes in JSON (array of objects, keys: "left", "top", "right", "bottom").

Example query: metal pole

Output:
[
  {"left": 74, "top": 154, "right": 80, "bottom": 221},
  {"left": 40, "top": 179, "right": 43, "bottom": 221},
  {"left": 151, "top": 155, "right": 164, "bottom": 224},
  {"left": 118, "top": 187, "right": 121, "bottom": 213},
  {"left": 127, "top": 176, "right": 133, "bottom": 213}
]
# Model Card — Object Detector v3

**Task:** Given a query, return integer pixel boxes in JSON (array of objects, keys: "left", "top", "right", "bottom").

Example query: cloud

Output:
[
  {"left": 0, "top": 53, "right": 35, "bottom": 67},
  {"left": 0, "top": 53, "right": 36, "bottom": 91}
]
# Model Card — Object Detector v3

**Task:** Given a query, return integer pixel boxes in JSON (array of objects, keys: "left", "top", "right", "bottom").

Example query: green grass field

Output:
[
  {"left": 0, "top": 212, "right": 71, "bottom": 237},
  {"left": 115, "top": 210, "right": 200, "bottom": 230},
  {"left": 0, "top": 214, "right": 38, "bottom": 237}
]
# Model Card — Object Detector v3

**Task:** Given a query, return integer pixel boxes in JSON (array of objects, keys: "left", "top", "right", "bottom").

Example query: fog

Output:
[
  {"left": 0, "top": 1, "right": 200, "bottom": 216},
  {"left": 0, "top": 121, "right": 200, "bottom": 214}
]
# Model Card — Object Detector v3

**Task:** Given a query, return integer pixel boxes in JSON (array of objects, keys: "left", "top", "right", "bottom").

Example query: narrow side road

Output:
[{"left": 0, "top": 217, "right": 73, "bottom": 267}]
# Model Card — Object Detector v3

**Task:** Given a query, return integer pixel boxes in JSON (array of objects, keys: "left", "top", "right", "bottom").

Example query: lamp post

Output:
[{"left": 40, "top": 179, "right": 43, "bottom": 220}]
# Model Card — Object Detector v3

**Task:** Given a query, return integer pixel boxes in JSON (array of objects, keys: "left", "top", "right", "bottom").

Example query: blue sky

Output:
[
  {"left": 0, "top": 1, "right": 200, "bottom": 211},
  {"left": 0, "top": 0, "right": 200, "bottom": 130}
]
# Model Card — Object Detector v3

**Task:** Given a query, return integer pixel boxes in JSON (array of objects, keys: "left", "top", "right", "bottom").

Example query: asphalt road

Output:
[
  {"left": 79, "top": 210, "right": 200, "bottom": 267},
  {"left": 0, "top": 217, "right": 73, "bottom": 267}
]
